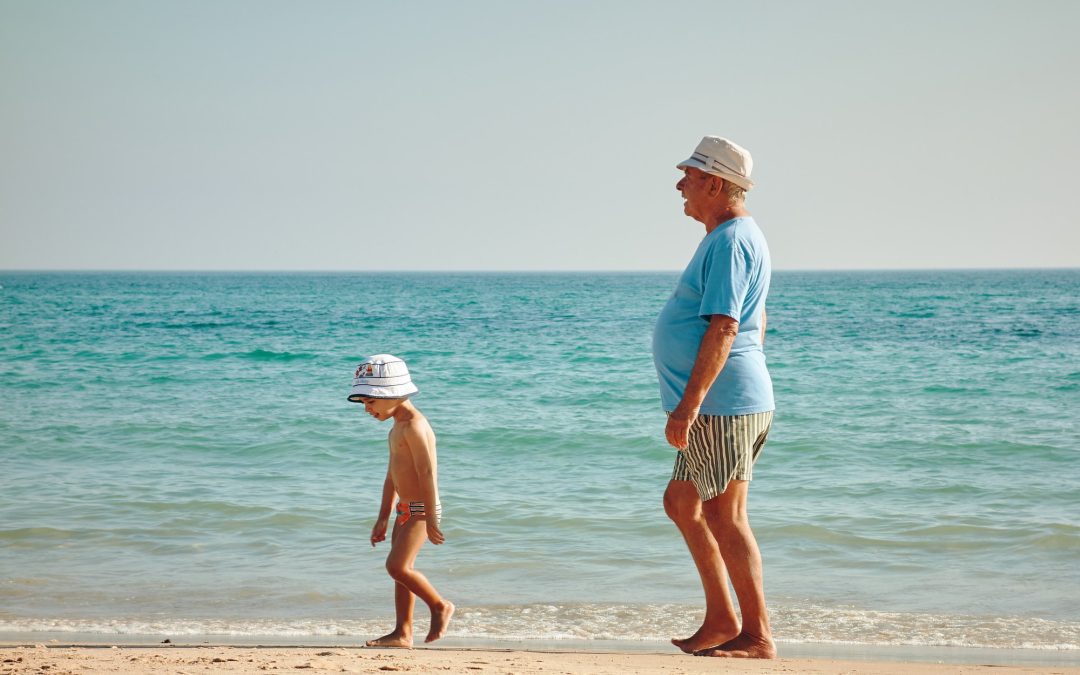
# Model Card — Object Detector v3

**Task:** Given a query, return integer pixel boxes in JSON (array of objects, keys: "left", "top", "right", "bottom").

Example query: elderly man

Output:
[{"left": 652, "top": 136, "right": 776, "bottom": 659}]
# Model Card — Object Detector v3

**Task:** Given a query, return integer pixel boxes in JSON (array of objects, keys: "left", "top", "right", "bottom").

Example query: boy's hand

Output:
[
  {"left": 370, "top": 519, "right": 388, "bottom": 547},
  {"left": 426, "top": 521, "right": 445, "bottom": 545}
]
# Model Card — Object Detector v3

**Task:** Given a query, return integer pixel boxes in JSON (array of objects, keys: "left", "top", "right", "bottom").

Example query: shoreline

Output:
[
  {"left": 2, "top": 635, "right": 1077, "bottom": 669},
  {"left": 1, "top": 644, "right": 1077, "bottom": 675}
]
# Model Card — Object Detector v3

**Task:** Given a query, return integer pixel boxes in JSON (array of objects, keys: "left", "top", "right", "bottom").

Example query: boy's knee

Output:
[{"left": 385, "top": 560, "right": 410, "bottom": 582}]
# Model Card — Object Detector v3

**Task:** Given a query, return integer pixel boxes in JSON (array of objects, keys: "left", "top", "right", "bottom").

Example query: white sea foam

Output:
[{"left": 1, "top": 603, "right": 1077, "bottom": 651}]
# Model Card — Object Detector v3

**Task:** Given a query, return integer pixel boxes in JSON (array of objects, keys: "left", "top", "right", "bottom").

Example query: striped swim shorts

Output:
[
  {"left": 395, "top": 500, "right": 443, "bottom": 527},
  {"left": 671, "top": 411, "right": 774, "bottom": 501}
]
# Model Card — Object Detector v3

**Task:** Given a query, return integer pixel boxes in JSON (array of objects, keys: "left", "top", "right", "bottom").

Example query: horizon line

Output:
[{"left": 1, "top": 266, "right": 1078, "bottom": 274}]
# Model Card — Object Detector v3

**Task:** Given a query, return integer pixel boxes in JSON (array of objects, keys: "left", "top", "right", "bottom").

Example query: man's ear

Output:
[{"left": 708, "top": 176, "right": 724, "bottom": 196}]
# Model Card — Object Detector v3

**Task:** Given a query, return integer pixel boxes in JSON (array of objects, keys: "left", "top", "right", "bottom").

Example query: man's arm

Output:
[
  {"left": 405, "top": 422, "right": 445, "bottom": 545},
  {"left": 665, "top": 314, "right": 739, "bottom": 450},
  {"left": 760, "top": 307, "right": 767, "bottom": 347}
]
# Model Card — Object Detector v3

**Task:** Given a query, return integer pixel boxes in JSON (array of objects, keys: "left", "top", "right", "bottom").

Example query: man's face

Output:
[
  {"left": 676, "top": 167, "right": 717, "bottom": 223},
  {"left": 357, "top": 397, "right": 399, "bottom": 421}
]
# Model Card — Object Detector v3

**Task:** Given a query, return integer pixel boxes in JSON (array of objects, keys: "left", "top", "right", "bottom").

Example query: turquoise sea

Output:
[{"left": 1, "top": 270, "right": 1078, "bottom": 656}]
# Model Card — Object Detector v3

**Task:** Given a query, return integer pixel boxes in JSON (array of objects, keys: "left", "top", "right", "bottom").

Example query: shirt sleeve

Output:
[{"left": 698, "top": 235, "right": 749, "bottom": 322}]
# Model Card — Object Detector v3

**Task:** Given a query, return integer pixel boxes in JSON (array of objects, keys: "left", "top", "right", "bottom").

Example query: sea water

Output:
[{"left": 1, "top": 270, "right": 1077, "bottom": 653}]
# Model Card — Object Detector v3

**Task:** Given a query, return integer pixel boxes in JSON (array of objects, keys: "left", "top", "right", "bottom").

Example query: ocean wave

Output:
[
  {"left": 201, "top": 350, "right": 319, "bottom": 361},
  {"left": 1, "top": 603, "right": 1077, "bottom": 651},
  {"left": 0, "top": 527, "right": 76, "bottom": 542}
]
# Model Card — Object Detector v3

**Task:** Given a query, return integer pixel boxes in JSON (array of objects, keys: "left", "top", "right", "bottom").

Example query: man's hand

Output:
[
  {"left": 665, "top": 315, "right": 738, "bottom": 450},
  {"left": 370, "top": 518, "right": 389, "bottom": 547},
  {"left": 426, "top": 521, "right": 445, "bottom": 545},
  {"left": 666, "top": 402, "right": 699, "bottom": 450}
]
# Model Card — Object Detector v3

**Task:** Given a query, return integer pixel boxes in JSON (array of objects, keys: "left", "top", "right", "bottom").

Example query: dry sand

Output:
[{"left": 1, "top": 645, "right": 1076, "bottom": 675}]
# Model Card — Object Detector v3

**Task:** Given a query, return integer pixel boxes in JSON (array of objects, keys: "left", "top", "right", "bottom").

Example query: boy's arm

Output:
[
  {"left": 405, "top": 422, "right": 444, "bottom": 545},
  {"left": 370, "top": 466, "right": 396, "bottom": 547}
]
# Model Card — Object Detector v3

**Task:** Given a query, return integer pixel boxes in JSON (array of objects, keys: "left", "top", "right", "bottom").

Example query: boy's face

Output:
[{"left": 357, "top": 397, "right": 401, "bottom": 421}]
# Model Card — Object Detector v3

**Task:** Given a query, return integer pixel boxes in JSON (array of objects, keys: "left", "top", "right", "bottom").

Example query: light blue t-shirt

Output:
[{"left": 652, "top": 216, "right": 774, "bottom": 415}]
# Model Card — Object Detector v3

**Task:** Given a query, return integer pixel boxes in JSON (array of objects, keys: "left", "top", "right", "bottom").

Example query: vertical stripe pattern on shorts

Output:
[{"left": 671, "top": 411, "right": 773, "bottom": 501}]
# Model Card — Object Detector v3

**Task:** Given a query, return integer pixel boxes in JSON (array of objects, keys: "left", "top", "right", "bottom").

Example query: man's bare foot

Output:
[
  {"left": 364, "top": 631, "right": 412, "bottom": 648},
  {"left": 695, "top": 632, "right": 776, "bottom": 659},
  {"left": 671, "top": 622, "right": 740, "bottom": 654},
  {"left": 424, "top": 601, "right": 455, "bottom": 643}
]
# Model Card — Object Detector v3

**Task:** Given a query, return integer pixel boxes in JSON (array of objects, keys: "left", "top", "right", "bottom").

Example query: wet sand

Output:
[{"left": 1, "top": 644, "right": 1075, "bottom": 675}]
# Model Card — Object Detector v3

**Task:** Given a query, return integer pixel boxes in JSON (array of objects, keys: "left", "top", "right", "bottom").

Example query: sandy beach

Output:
[{"left": 1, "top": 645, "right": 1076, "bottom": 675}]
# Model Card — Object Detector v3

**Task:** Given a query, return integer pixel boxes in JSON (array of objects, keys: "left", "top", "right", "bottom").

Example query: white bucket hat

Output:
[
  {"left": 676, "top": 136, "right": 755, "bottom": 191},
  {"left": 348, "top": 354, "right": 419, "bottom": 401}
]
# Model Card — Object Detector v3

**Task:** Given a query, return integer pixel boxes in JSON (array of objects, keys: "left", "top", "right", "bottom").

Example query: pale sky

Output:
[{"left": 1, "top": 1, "right": 1077, "bottom": 271}]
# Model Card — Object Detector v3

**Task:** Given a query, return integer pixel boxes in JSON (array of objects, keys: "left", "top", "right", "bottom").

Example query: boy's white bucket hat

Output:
[
  {"left": 348, "top": 354, "right": 419, "bottom": 401},
  {"left": 676, "top": 136, "right": 755, "bottom": 191}
]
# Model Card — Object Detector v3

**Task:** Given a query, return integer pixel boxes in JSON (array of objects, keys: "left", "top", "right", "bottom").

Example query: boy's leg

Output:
[
  {"left": 384, "top": 516, "right": 454, "bottom": 643},
  {"left": 366, "top": 522, "right": 416, "bottom": 648},
  {"left": 365, "top": 583, "right": 415, "bottom": 648},
  {"left": 393, "top": 581, "right": 415, "bottom": 633}
]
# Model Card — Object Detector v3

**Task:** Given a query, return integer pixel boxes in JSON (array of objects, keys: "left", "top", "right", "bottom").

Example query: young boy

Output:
[{"left": 348, "top": 354, "right": 454, "bottom": 647}]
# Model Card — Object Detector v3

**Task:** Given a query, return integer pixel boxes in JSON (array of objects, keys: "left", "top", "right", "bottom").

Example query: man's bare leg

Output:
[
  {"left": 663, "top": 480, "right": 740, "bottom": 653},
  {"left": 383, "top": 517, "right": 454, "bottom": 644},
  {"left": 696, "top": 480, "right": 775, "bottom": 659}
]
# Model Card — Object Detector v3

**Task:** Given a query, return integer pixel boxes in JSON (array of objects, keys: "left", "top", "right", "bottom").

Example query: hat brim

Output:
[
  {"left": 676, "top": 157, "right": 754, "bottom": 191},
  {"left": 347, "top": 382, "right": 419, "bottom": 402}
]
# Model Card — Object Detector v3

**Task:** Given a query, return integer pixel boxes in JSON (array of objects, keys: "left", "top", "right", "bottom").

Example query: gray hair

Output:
[{"left": 721, "top": 180, "right": 746, "bottom": 205}]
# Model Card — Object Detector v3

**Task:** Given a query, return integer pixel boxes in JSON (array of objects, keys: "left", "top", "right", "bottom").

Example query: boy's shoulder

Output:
[{"left": 392, "top": 408, "right": 434, "bottom": 435}]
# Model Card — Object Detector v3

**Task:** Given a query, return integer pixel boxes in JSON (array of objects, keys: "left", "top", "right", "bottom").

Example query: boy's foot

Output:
[
  {"left": 671, "top": 622, "right": 739, "bottom": 654},
  {"left": 694, "top": 633, "right": 776, "bottom": 659},
  {"left": 424, "top": 601, "right": 455, "bottom": 643},
  {"left": 365, "top": 631, "right": 412, "bottom": 649}
]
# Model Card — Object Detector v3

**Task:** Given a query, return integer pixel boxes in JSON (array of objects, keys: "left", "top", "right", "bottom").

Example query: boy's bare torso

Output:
[{"left": 388, "top": 413, "right": 437, "bottom": 503}]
